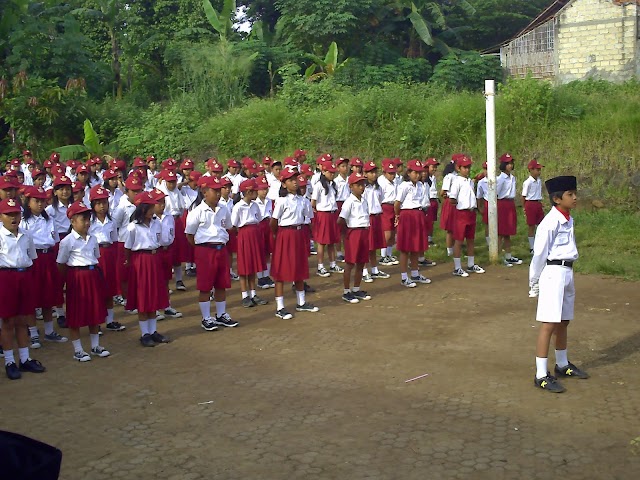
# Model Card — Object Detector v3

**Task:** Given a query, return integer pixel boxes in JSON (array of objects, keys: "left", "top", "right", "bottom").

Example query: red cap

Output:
[
  {"left": 22, "top": 150, "right": 32, "bottom": 156},
  {"left": 392, "top": 158, "right": 403, "bottom": 166},
  {"left": 262, "top": 156, "right": 273, "bottom": 166},
  {"left": 110, "top": 159, "right": 126, "bottom": 172},
  {"left": 43, "top": 160, "right": 54, "bottom": 168},
  {"left": 349, "top": 157, "right": 363, "bottom": 167},
  {"left": 76, "top": 164, "right": 89, "bottom": 174},
  {"left": 103, "top": 169, "right": 118, "bottom": 180},
  {"left": 348, "top": 172, "right": 366, "bottom": 185},
  {"left": 482, "top": 162, "right": 488, "bottom": 169},
  {"left": 30, "top": 168, "right": 45, "bottom": 178},
  {"left": 24, "top": 158, "right": 35, "bottom": 165},
  {"left": 87, "top": 157, "right": 101, "bottom": 166},
  {"left": 71, "top": 181, "right": 84, "bottom": 193},
  {"left": 299, "top": 164, "right": 314, "bottom": 177},
  {"left": 455, "top": 155, "right": 473, "bottom": 167},
  {"left": 294, "top": 149, "right": 307, "bottom": 159},
  {"left": 198, "top": 176, "right": 223, "bottom": 189},
  {"left": 0, "top": 198, "right": 21, "bottom": 214},
  {"left": 249, "top": 164, "right": 266, "bottom": 175},
  {"left": 161, "top": 159, "right": 177, "bottom": 170},
  {"left": 5, "top": 170, "right": 18, "bottom": 178},
  {"left": 219, "top": 177, "right": 232, "bottom": 187},
  {"left": 406, "top": 159, "right": 426, "bottom": 172},
  {"left": 283, "top": 157, "right": 298, "bottom": 167},
  {"left": 66, "top": 201, "right": 91, "bottom": 219},
  {"left": 9, "top": 159, "right": 20, "bottom": 167},
  {"left": 23, "top": 186, "right": 49, "bottom": 199},
  {"left": 189, "top": 171, "right": 203, "bottom": 182},
  {"left": 279, "top": 168, "right": 298, "bottom": 181},
  {"left": 425, "top": 158, "right": 440, "bottom": 166},
  {"left": 133, "top": 191, "right": 158, "bottom": 206},
  {"left": 164, "top": 158, "right": 177, "bottom": 166},
  {"left": 1, "top": 177, "right": 19, "bottom": 190},
  {"left": 149, "top": 188, "right": 166, "bottom": 202},
  {"left": 51, "top": 166, "right": 65, "bottom": 177},
  {"left": 335, "top": 157, "right": 348, "bottom": 165},
  {"left": 317, "top": 153, "right": 332, "bottom": 164},
  {"left": 239, "top": 179, "right": 258, "bottom": 192},
  {"left": 66, "top": 159, "right": 79, "bottom": 169},
  {"left": 89, "top": 186, "right": 110, "bottom": 201},
  {"left": 49, "top": 152, "right": 60, "bottom": 162},
  {"left": 180, "top": 158, "right": 195, "bottom": 170},
  {"left": 323, "top": 162, "right": 337, "bottom": 173},
  {"left": 363, "top": 161, "right": 377, "bottom": 172},
  {"left": 499, "top": 153, "right": 514, "bottom": 163},
  {"left": 227, "top": 159, "right": 240, "bottom": 168},
  {"left": 124, "top": 176, "right": 144, "bottom": 191},
  {"left": 53, "top": 175, "right": 73, "bottom": 187},
  {"left": 241, "top": 157, "right": 256, "bottom": 168},
  {"left": 381, "top": 160, "right": 397, "bottom": 174},
  {"left": 156, "top": 169, "right": 178, "bottom": 182},
  {"left": 527, "top": 159, "right": 544, "bottom": 169},
  {"left": 256, "top": 176, "right": 269, "bottom": 190},
  {"left": 133, "top": 157, "right": 148, "bottom": 168},
  {"left": 146, "top": 155, "right": 156, "bottom": 163},
  {"left": 296, "top": 174, "right": 308, "bottom": 187},
  {"left": 206, "top": 158, "right": 223, "bottom": 172}
]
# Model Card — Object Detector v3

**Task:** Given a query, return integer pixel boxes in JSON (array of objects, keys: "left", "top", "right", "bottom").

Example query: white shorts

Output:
[{"left": 536, "top": 265, "right": 575, "bottom": 323}]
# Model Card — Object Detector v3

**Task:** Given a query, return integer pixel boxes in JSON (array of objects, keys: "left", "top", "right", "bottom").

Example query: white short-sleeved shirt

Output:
[
  {"left": 394, "top": 174, "right": 403, "bottom": 187},
  {"left": 522, "top": 176, "right": 543, "bottom": 201},
  {"left": 476, "top": 177, "right": 488, "bottom": 200},
  {"left": 219, "top": 196, "right": 234, "bottom": 218},
  {"left": 89, "top": 216, "right": 118, "bottom": 245},
  {"left": 43, "top": 176, "right": 53, "bottom": 191},
  {"left": 56, "top": 230, "right": 100, "bottom": 266},
  {"left": 448, "top": 176, "right": 477, "bottom": 210},
  {"left": 363, "top": 184, "right": 383, "bottom": 215},
  {"left": 124, "top": 220, "right": 162, "bottom": 251},
  {"left": 272, "top": 194, "right": 311, "bottom": 227},
  {"left": 529, "top": 207, "right": 579, "bottom": 285},
  {"left": 231, "top": 200, "right": 262, "bottom": 228},
  {"left": 334, "top": 175, "right": 349, "bottom": 202},
  {"left": 19, "top": 215, "right": 57, "bottom": 249},
  {"left": 108, "top": 188, "right": 123, "bottom": 213},
  {"left": 497, "top": 172, "right": 517, "bottom": 199},
  {"left": 265, "top": 172, "right": 281, "bottom": 201},
  {"left": 0, "top": 226, "right": 37, "bottom": 268},
  {"left": 181, "top": 185, "right": 199, "bottom": 210},
  {"left": 222, "top": 172, "right": 243, "bottom": 195},
  {"left": 112, "top": 196, "right": 136, "bottom": 243},
  {"left": 428, "top": 176, "right": 438, "bottom": 199},
  {"left": 255, "top": 197, "right": 272, "bottom": 220},
  {"left": 158, "top": 183, "right": 186, "bottom": 216},
  {"left": 441, "top": 172, "right": 457, "bottom": 193},
  {"left": 157, "top": 214, "right": 175, "bottom": 247},
  {"left": 45, "top": 203, "right": 70, "bottom": 234},
  {"left": 377, "top": 175, "right": 397, "bottom": 204},
  {"left": 302, "top": 197, "right": 314, "bottom": 225},
  {"left": 185, "top": 201, "right": 231, "bottom": 245},
  {"left": 311, "top": 181, "right": 337, "bottom": 212},
  {"left": 339, "top": 193, "right": 370, "bottom": 228},
  {"left": 396, "top": 181, "right": 426, "bottom": 210}
]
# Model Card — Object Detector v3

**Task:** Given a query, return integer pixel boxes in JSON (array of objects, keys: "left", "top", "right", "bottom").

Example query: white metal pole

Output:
[{"left": 485, "top": 80, "right": 499, "bottom": 264}]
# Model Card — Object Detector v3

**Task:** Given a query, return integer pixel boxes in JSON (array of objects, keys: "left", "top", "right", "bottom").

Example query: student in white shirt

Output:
[
  {"left": 222, "top": 158, "right": 242, "bottom": 195},
  {"left": 333, "top": 158, "right": 350, "bottom": 262},
  {"left": 522, "top": 159, "right": 546, "bottom": 253},
  {"left": 338, "top": 173, "right": 372, "bottom": 304},
  {"left": 530, "top": 175, "right": 588, "bottom": 393},
  {"left": 440, "top": 155, "right": 459, "bottom": 256},
  {"left": 123, "top": 191, "right": 171, "bottom": 347},
  {"left": 424, "top": 158, "right": 440, "bottom": 247},
  {"left": 185, "top": 176, "right": 237, "bottom": 332},
  {"left": 377, "top": 160, "right": 399, "bottom": 266},
  {"left": 102, "top": 168, "right": 124, "bottom": 213},
  {"left": 255, "top": 175, "right": 275, "bottom": 289},
  {"left": 0, "top": 198, "right": 46, "bottom": 380},
  {"left": 182, "top": 171, "right": 201, "bottom": 276},
  {"left": 266, "top": 161, "right": 283, "bottom": 202},
  {"left": 231, "top": 179, "right": 268, "bottom": 308},
  {"left": 361, "top": 161, "right": 390, "bottom": 282},
  {"left": 295, "top": 174, "right": 316, "bottom": 293},
  {"left": 311, "top": 161, "right": 343, "bottom": 278},
  {"left": 394, "top": 160, "right": 430, "bottom": 288},
  {"left": 475, "top": 162, "right": 489, "bottom": 245},
  {"left": 447, "top": 156, "right": 485, "bottom": 277},
  {"left": 219, "top": 177, "right": 239, "bottom": 281},
  {"left": 56, "top": 201, "right": 111, "bottom": 362},
  {"left": 497, "top": 153, "right": 522, "bottom": 266}
]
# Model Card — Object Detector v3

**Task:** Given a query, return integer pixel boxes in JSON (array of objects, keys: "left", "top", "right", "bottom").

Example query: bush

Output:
[
  {"left": 334, "top": 57, "right": 432, "bottom": 89},
  {"left": 431, "top": 51, "right": 503, "bottom": 91}
]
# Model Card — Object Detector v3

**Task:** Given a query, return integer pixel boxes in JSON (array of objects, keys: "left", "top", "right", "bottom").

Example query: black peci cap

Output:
[{"left": 545, "top": 176, "right": 577, "bottom": 193}]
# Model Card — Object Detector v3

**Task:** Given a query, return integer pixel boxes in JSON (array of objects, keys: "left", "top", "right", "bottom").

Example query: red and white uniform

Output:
[
  {"left": 439, "top": 172, "right": 456, "bottom": 232},
  {"left": 157, "top": 213, "right": 176, "bottom": 281},
  {"left": 232, "top": 200, "right": 265, "bottom": 275},
  {"left": 271, "top": 194, "right": 312, "bottom": 282},
  {"left": 311, "top": 181, "right": 339, "bottom": 245},
  {"left": 339, "top": 193, "right": 370, "bottom": 264},
  {"left": 396, "top": 181, "right": 428, "bottom": 253},
  {"left": 522, "top": 176, "right": 545, "bottom": 226},
  {"left": 378, "top": 174, "right": 397, "bottom": 232},
  {"left": 364, "top": 183, "right": 385, "bottom": 251},
  {"left": 89, "top": 215, "right": 119, "bottom": 297},
  {"left": 448, "top": 176, "right": 477, "bottom": 242},
  {"left": 497, "top": 172, "right": 517, "bottom": 236},
  {"left": 0, "top": 226, "right": 37, "bottom": 318}
]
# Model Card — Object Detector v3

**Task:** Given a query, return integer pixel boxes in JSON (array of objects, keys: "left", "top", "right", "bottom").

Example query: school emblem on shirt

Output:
[{"left": 221, "top": 219, "right": 227, "bottom": 228}]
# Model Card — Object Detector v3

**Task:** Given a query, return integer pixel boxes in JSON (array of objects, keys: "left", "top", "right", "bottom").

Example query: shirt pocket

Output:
[{"left": 555, "top": 232, "right": 570, "bottom": 246}]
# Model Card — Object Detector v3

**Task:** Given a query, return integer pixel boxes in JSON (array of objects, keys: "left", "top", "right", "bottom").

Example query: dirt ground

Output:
[{"left": 2, "top": 259, "right": 639, "bottom": 480}]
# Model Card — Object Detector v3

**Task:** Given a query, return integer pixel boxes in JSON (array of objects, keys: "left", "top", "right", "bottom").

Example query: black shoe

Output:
[
  {"left": 213, "top": 313, "right": 239, "bottom": 328},
  {"left": 265, "top": 276, "right": 275, "bottom": 288},
  {"left": 139, "top": 334, "right": 156, "bottom": 347},
  {"left": 19, "top": 358, "right": 46, "bottom": 373},
  {"left": 242, "top": 297, "right": 254, "bottom": 308},
  {"left": 57, "top": 315, "right": 67, "bottom": 329},
  {"left": 534, "top": 373, "right": 565, "bottom": 393},
  {"left": 275, "top": 308, "right": 293, "bottom": 320},
  {"left": 176, "top": 280, "right": 187, "bottom": 291},
  {"left": 106, "top": 321, "right": 126, "bottom": 332},
  {"left": 185, "top": 268, "right": 197, "bottom": 277},
  {"left": 150, "top": 331, "right": 171, "bottom": 343},
  {"left": 352, "top": 290, "right": 372, "bottom": 301},
  {"left": 251, "top": 295, "right": 268, "bottom": 306},
  {"left": 258, "top": 278, "right": 270, "bottom": 289},
  {"left": 418, "top": 259, "right": 436, "bottom": 267},
  {"left": 5, "top": 362, "right": 21, "bottom": 380},
  {"left": 554, "top": 362, "right": 589, "bottom": 379},
  {"left": 304, "top": 282, "right": 316, "bottom": 293},
  {"left": 296, "top": 302, "right": 319, "bottom": 312}
]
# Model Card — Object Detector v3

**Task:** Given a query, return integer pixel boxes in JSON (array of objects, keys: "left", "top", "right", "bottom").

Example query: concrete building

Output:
[{"left": 500, "top": 0, "right": 640, "bottom": 83}]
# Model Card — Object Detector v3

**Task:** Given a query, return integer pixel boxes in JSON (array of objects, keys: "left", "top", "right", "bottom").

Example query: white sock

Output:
[
  {"left": 329, "top": 261, "right": 336, "bottom": 268},
  {"left": 175, "top": 267, "right": 183, "bottom": 282},
  {"left": 257, "top": 271, "right": 263, "bottom": 279},
  {"left": 148, "top": 317, "right": 157, "bottom": 334},
  {"left": 505, "top": 252, "right": 512, "bottom": 260},
  {"left": 55, "top": 307, "right": 64, "bottom": 317},
  {"left": 485, "top": 236, "right": 489, "bottom": 246},
  {"left": 90, "top": 334, "right": 99, "bottom": 349},
  {"left": 381, "top": 247, "right": 388, "bottom": 257},
  {"left": 372, "top": 266, "right": 379, "bottom": 274},
  {"left": 528, "top": 237, "right": 535, "bottom": 249},
  {"left": 337, "top": 251, "right": 343, "bottom": 257},
  {"left": 18, "top": 347, "right": 29, "bottom": 363},
  {"left": 106, "top": 309, "right": 114, "bottom": 324},
  {"left": 241, "top": 291, "right": 249, "bottom": 299},
  {"left": 199, "top": 301, "right": 211, "bottom": 320},
  {"left": 4, "top": 350, "right": 15, "bottom": 365},
  {"left": 418, "top": 256, "right": 425, "bottom": 262},
  {"left": 262, "top": 270, "right": 269, "bottom": 278},
  {"left": 138, "top": 320, "right": 149, "bottom": 336},
  {"left": 318, "top": 263, "right": 325, "bottom": 270},
  {"left": 453, "top": 258, "right": 462, "bottom": 270},
  {"left": 215, "top": 301, "right": 225, "bottom": 316},
  {"left": 266, "top": 263, "right": 271, "bottom": 275},
  {"left": 296, "top": 290, "right": 305, "bottom": 306},
  {"left": 276, "top": 296, "right": 284, "bottom": 310},
  {"left": 250, "top": 289, "right": 256, "bottom": 298},
  {"left": 72, "top": 339, "right": 83, "bottom": 353},
  {"left": 467, "top": 256, "right": 475, "bottom": 268},
  {"left": 352, "top": 285, "right": 360, "bottom": 292},
  {"left": 555, "top": 349, "right": 569, "bottom": 368},
  {"left": 362, "top": 268, "right": 369, "bottom": 276},
  {"left": 343, "top": 288, "right": 351, "bottom": 295},
  {"left": 44, "top": 321, "right": 54, "bottom": 335},
  {"left": 411, "top": 270, "right": 419, "bottom": 277},
  {"left": 535, "top": 357, "right": 548, "bottom": 379},
  {"left": 428, "top": 236, "right": 433, "bottom": 242},
  {"left": 401, "top": 272, "right": 408, "bottom": 281},
  {"left": 446, "top": 247, "right": 453, "bottom": 256},
  {"left": 28, "top": 326, "right": 38, "bottom": 338}
]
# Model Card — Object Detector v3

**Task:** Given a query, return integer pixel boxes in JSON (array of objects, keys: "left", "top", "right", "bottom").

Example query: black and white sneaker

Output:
[
  {"left": 275, "top": 308, "right": 293, "bottom": 320},
  {"left": 342, "top": 292, "right": 359, "bottom": 304},
  {"left": 554, "top": 362, "right": 590, "bottom": 379},
  {"left": 175, "top": 280, "right": 187, "bottom": 291},
  {"left": 371, "top": 270, "right": 390, "bottom": 279},
  {"left": 352, "top": 290, "right": 371, "bottom": 301},
  {"left": 214, "top": 313, "right": 239, "bottom": 328},
  {"left": 242, "top": 297, "right": 254, "bottom": 308},
  {"left": 201, "top": 318, "right": 219, "bottom": 331},
  {"left": 44, "top": 332, "right": 68, "bottom": 342},
  {"left": 329, "top": 265, "right": 344, "bottom": 274},
  {"left": 379, "top": 256, "right": 394, "bottom": 266},
  {"left": 264, "top": 276, "right": 275, "bottom": 288},
  {"left": 336, "top": 254, "right": 345, "bottom": 263},
  {"left": 257, "top": 278, "right": 270, "bottom": 289},
  {"left": 418, "top": 259, "right": 437, "bottom": 267},
  {"left": 317, "top": 267, "right": 330, "bottom": 277},
  {"left": 30, "top": 336, "right": 42, "bottom": 349},
  {"left": 164, "top": 307, "right": 183, "bottom": 318},
  {"left": 296, "top": 302, "right": 319, "bottom": 312},
  {"left": 452, "top": 268, "right": 470, "bottom": 277},
  {"left": 505, "top": 256, "right": 523, "bottom": 265},
  {"left": 411, "top": 274, "right": 432, "bottom": 284},
  {"left": 389, "top": 255, "right": 399, "bottom": 265},
  {"left": 230, "top": 271, "right": 240, "bottom": 281},
  {"left": 362, "top": 273, "right": 374, "bottom": 283},
  {"left": 401, "top": 278, "right": 417, "bottom": 288},
  {"left": 185, "top": 268, "right": 197, "bottom": 277},
  {"left": 534, "top": 373, "right": 565, "bottom": 393},
  {"left": 466, "top": 264, "right": 485, "bottom": 274},
  {"left": 251, "top": 295, "right": 268, "bottom": 306},
  {"left": 90, "top": 346, "right": 111, "bottom": 357},
  {"left": 73, "top": 351, "right": 91, "bottom": 362},
  {"left": 106, "top": 321, "right": 126, "bottom": 332}
]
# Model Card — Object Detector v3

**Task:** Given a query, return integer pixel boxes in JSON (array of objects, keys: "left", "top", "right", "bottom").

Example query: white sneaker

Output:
[
  {"left": 73, "top": 351, "right": 91, "bottom": 362},
  {"left": 362, "top": 273, "right": 374, "bottom": 283},
  {"left": 466, "top": 265, "right": 485, "bottom": 274},
  {"left": 164, "top": 307, "right": 183, "bottom": 318},
  {"left": 35, "top": 308, "right": 43, "bottom": 320},
  {"left": 90, "top": 346, "right": 111, "bottom": 357},
  {"left": 155, "top": 311, "right": 166, "bottom": 321},
  {"left": 452, "top": 268, "right": 469, "bottom": 277},
  {"left": 401, "top": 278, "right": 416, "bottom": 288},
  {"left": 411, "top": 274, "right": 432, "bottom": 284}
]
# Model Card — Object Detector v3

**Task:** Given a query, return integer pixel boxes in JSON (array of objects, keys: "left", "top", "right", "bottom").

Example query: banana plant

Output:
[
  {"left": 203, "top": 0, "right": 236, "bottom": 40},
  {"left": 304, "top": 42, "right": 350, "bottom": 82},
  {"left": 54, "top": 119, "right": 139, "bottom": 162}
]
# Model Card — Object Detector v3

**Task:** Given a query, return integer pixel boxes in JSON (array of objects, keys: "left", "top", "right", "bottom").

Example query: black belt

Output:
[
  {"left": 36, "top": 248, "right": 53, "bottom": 253},
  {"left": 0, "top": 267, "right": 31, "bottom": 272},
  {"left": 547, "top": 260, "right": 573, "bottom": 268},
  {"left": 199, "top": 243, "right": 225, "bottom": 250},
  {"left": 279, "top": 225, "right": 304, "bottom": 230},
  {"left": 349, "top": 227, "right": 368, "bottom": 230},
  {"left": 98, "top": 243, "right": 113, "bottom": 248},
  {"left": 526, "top": 199, "right": 541, "bottom": 202},
  {"left": 68, "top": 265, "right": 97, "bottom": 270},
  {"left": 370, "top": 213, "right": 381, "bottom": 216},
  {"left": 136, "top": 249, "right": 157, "bottom": 254}
]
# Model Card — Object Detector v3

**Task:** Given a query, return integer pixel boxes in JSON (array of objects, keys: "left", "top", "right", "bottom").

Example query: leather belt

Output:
[
  {"left": 0, "top": 267, "right": 30, "bottom": 272},
  {"left": 98, "top": 243, "right": 113, "bottom": 248},
  {"left": 279, "top": 225, "right": 303, "bottom": 230},
  {"left": 68, "top": 265, "right": 97, "bottom": 270},
  {"left": 36, "top": 248, "right": 52, "bottom": 253},
  {"left": 137, "top": 249, "right": 157, "bottom": 254},
  {"left": 547, "top": 260, "right": 573, "bottom": 268},
  {"left": 199, "top": 243, "right": 225, "bottom": 250}
]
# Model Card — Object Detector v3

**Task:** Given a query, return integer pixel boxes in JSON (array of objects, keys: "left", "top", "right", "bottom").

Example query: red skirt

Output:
[
  {"left": 98, "top": 244, "right": 119, "bottom": 297},
  {"left": 237, "top": 224, "right": 267, "bottom": 276},
  {"left": 312, "top": 211, "right": 340, "bottom": 245},
  {"left": 303, "top": 223, "right": 312, "bottom": 256},
  {"left": 345, "top": 228, "right": 370, "bottom": 264},
  {"left": 159, "top": 247, "right": 173, "bottom": 282},
  {"left": 66, "top": 267, "right": 108, "bottom": 328},
  {"left": 381, "top": 203, "right": 396, "bottom": 232},
  {"left": 397, "top": 209, "right": 428, "bottom": 253},
  {"left": 439, "top": 198, "right": 454, "bottom": 232},
  {"left": 368, "top": 214, "right": 386, "bottom": 250},
  {"left": 524, "top": 200, "right": 545, "bottom": 226},
  {"left": 180, "top": 211, "right": 195, "bottom": 263},
  {"left": 116, "top": 242, "right": 129, "bottom": 289},
  {"left": 336, "top": 201, "right": 346, "bottom": 236},
  {"left": 271, "top": 227, "right": 309, "bottom": 282},
  {"left": 259, "top": 218, "right": 273, "bottom": 256},
  {"left": 0, "top": 269, "right": 34, "bottom": 318},
  {"left": 227, "top": 229, "right": 238, "bottom": 254},
  {"left": 125, "top": 251, "right": 170, "bottom": 313},
  {"left": 497, "top": 199, "right": 517, "bottom": 236},
  {"left": 426, "top": 199, "right": 439, "bottom": 222},
  {"left": 480, "top": 199, "right": 489, "bottom": 225},
  {"left": 452, "top": 209, "right": 477, "bottom": 242},
  {"left": 194, "top": 245, "right": 231, "bottom": 291},
  {"left": 174, "top": 214, "right": 191, "bottom": 263},
  {"left": 31, "top": 250, "right": 63, "bottom": 308}
]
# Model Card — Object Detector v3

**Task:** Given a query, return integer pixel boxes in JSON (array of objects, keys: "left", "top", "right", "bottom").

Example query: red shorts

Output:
[
  {"left": 98, "top": 244, "right": 119, "bottom": 297},
  {"left": 194, "top": 245, "right": 231, "bottom": 291},
  {"left": 396, "top": 209, "right": 428, "bottom": 253},
  {"left": 174, "top": 213, "right": 192, "bottom": 263},
  {"left": 66, "top": 266, "right": 108, "bottom": 328},
  {"left": 345, "top": 228, "right": 370, "bottom": 264},
  {"left": 497, "top": 199, "right": 517, "bottom": 236},
  {"left": 452, "top": 209, "right": 477, "bottom": 242},
  {"left": 226, "top": 229, "right": 238, "bottom": 254},
  {"left": 524, "top": 200, "right": 544, "bottom": 226},
  {"left": 425, "top": 199, "right": 438, "bottom": 237},
  {"left": 159, "top": 247, "right": 173, "bottom": 282},
  {"left": 312, "top": 211, "right": 340, "bottom": 245},
  {"left": 259, "top": 218, "right": 273, "bottom": 256},
  {"left": 440, "top": 198, "right": 454, "bottom": 232},
  {"left": 381, "top": 203, "right": 395, "bottom": 232},
  {"left": 180, "top": 210, "right": 195, "bottom": 263},
  {"left": 271, "top": 227, "right": 309, "bottom": 282},
  {"left": 116, "top": 242, "right": 129, "bottom": 288},
  {"left": 480, "top": 199, "right": 488, "bottom": 225},
  {"left": 368, "top": 214, "right": 386, "bottom": 250},
  {"left": 125, "top": 251, "right": 170, "bottom": 313},
  {"left": 0, "top": 268, "right": 35, "bottom": 318},
  {"left": 237, "top": 224, "right": 267, "bottom": 276},
  {"left": 31, "top": 249, "right": 63, "bottom": 308}
]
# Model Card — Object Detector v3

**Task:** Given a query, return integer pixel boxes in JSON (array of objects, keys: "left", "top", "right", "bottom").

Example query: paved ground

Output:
[{"left": 3, "top": 260, "right": 640, "bottom": 479}]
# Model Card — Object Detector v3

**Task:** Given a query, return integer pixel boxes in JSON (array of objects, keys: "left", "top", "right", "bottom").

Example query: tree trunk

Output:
[{"left": 110, "top": 28, "right": 122, "bottom": 99}]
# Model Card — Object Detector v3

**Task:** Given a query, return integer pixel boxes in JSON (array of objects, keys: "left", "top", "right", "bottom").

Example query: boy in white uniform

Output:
[{"left": 529, "top": 175, "right": 588, "bottom": 393}]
